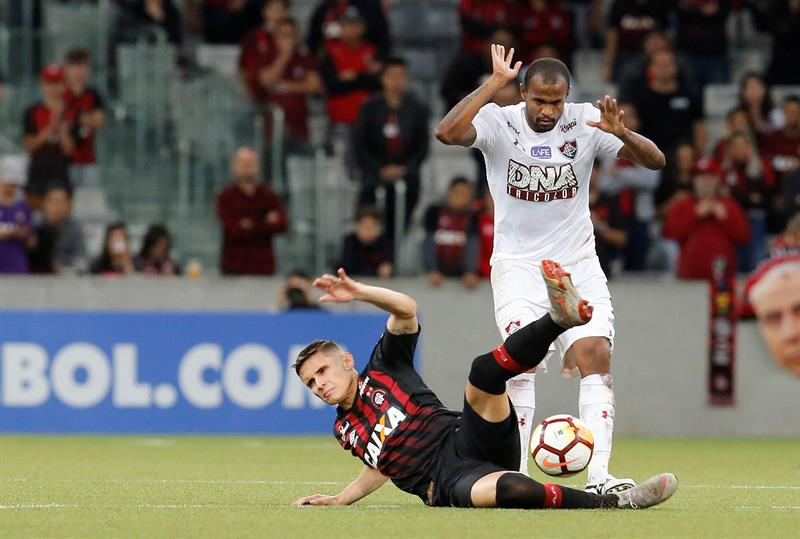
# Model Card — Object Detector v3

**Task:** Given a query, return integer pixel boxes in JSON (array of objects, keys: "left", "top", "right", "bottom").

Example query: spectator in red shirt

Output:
[
  {"left": 216, "top": 147, "right": 288, "bottom": 275},
  {"left": 476, "top": 190, "right": 494, "bottom": 279},
  {"left": 90, "top": 222, "right": 135, "bottom": 276},
  {"left": 762, "top": 96, "right": 800, "bottom": 230},
  {"left": 721, "top": 129, "right": 777, "bottom": 271},
  {"left": 663, "top": 158, "right": 751, "bottom": 280},
  {"left": 22, "top": 64, "right": 76, "bottom": 210},
  {"left": 513, "top": 0, "right": 575, "bottom": 67},
  {"left": 239, "top": 0, "right": 289, "bottom": 101},
  {"left": 253, "top": 17, "right": 323, "bottom": 148},
  {"left": 63, "top": 48, "right": 105, "bottom": 190},
  {"left": 307, "top": 0, "right": 390, "bottom": 57},
  {"left": 340, "top": 207, "right": 393, "bottom": 278},
  {"left": 458, "top": 0, "right": 513, "bottom": 54},
  {"left": 423, "top": 177, "right": 480, "bottom": 290}
]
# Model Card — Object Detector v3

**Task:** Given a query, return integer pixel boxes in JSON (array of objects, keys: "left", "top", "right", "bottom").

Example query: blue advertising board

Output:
[{"left": 0, "top": 310, "right": 391, "bottom": 433}]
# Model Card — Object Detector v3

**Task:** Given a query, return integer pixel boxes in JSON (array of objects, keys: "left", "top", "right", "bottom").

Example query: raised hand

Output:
[
  {"left": 585, "top": 95, "right": 626, "bottom": 138},
  {"left": 490, "top": 44, "right": 522, "bottom": 84},
  {"left": 312, "top": 268, "right": 360, "bottom": 303}
]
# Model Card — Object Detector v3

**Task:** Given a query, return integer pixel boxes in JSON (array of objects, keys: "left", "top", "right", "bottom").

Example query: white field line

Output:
[
  {"left": 0, "top": 503, "right": 404, "bottom": 510},
  {"left": 685, "top": 484, "right": 800, "bottom": 490},
  {"left": 6, "top": 478, "right": 344, "bottom": 485},
  {"left": 733, "top": 506, "right": 800, "bottom": 510}
]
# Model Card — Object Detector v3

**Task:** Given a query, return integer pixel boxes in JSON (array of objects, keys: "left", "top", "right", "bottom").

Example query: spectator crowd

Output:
[{"left": 1, "top": 0, "right": 799, "bottom": 293}]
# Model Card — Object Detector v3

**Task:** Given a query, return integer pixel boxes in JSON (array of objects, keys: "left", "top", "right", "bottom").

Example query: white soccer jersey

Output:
[{"left": 471, "top": 101, "right": 624, "bottom": 266}]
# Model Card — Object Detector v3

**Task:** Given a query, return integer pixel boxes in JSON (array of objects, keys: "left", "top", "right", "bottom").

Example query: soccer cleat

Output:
[
  {"left": 613, "top": 473, "right": 678, "bottom": 509},
  {"left": 585, "top": 476, "right": 637, "bottom": 495},
  {"left": 540, "top": 260, "right": 593, "bottom": 328}
]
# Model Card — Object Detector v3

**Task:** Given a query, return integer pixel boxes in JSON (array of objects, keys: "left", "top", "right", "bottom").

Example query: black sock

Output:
[
  {"left": 495, "top": 473, "right": 618, "bottom": 509},
  {"left": 468, "top": 314, "right": 566, "bottom": 395}
]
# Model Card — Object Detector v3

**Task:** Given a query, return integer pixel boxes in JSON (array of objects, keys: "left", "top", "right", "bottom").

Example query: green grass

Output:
[{"left": 0, "top": 437, "right": 798, "bottom": 538}]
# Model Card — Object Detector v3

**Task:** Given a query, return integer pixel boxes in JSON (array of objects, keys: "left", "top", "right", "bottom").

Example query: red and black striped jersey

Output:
[{"left": 334, "top": 327, "right": 459, "bottom": 501}]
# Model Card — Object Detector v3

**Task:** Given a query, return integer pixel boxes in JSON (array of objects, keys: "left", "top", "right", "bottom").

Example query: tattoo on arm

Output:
[{"left": 619, "top": 129, "right": 666, "bottom": 170}]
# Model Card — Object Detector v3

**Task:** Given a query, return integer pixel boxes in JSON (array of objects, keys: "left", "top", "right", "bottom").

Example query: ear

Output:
[
  {"left": 519, "top": 82, "right": 526, "bottom": 100},
  {"left": 342, "top": 352, "right": 355, "bottom": 370}
]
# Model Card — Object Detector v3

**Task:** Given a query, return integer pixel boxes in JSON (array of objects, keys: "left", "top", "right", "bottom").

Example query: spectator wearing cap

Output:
[
  {"left": 27, "top": 186, "right": 86, "bottom": 275},
  {"left": 458, "top": 0, "right": 513, "bottom": 55},
  {"left": 663, "top": 158, "right": 751, "bottom": 280},
  {"left": 307, "top": 0, "right": 390, "bottom": 57},
  {"left": 353, "top": 57, "right": 428, "bottom": 247},
  {"left": 0, "top": 155, "right": 33, "bottom": 274},
  {"left": 318, "top": 7, "right": 382, "bottom": 152},
  {"left": 216, "top": 147, "right": 288, "bottom": 275},
  {"left": 239, "top": 0, "right": 290, "bottom": 101},
  {"left": 22, "top": 64, "right": 76, "bottom": 210},
  {"left": 63, "top": 48, "right": 106, "bottom": 189},
  {"left": 627, "top": 49, "right": 706, "bottom": 156}
]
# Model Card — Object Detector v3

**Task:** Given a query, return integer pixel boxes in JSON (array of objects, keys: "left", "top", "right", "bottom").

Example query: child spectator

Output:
[
  {"left": 423, "top": 177, "right": 479, "bottom": 289},
  {"left": 135, "top": 224, "right": 180, "bottom": 275},
  {"left": 0, "top": 155, "right": 32, "bottom": 274},
  {"left": 22, "top": 64, "right": 75, "bottom": 210},
  {"left": 340, "top": 208, "right": 393, "bottom": 278},
  {"left": 91, "top": 222, "right": 135, "bottom": 276},
  {"left": 27, "top": 186, "right": 86, "bottom": 274},
  {"left": 663, "top": 158, "right": 751, "bottom": 280},
  {"left": 63, "top": 48, "right": 105, "bottom": 189}
]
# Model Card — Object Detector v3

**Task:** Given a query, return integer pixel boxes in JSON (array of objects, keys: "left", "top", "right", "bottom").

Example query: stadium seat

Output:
[{"left": 704, "top": 84, "right": 738, "bottom": 118}]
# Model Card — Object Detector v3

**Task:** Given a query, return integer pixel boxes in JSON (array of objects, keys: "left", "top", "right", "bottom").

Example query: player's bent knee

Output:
[
  {"left": 574, "top": 338, "right": 611, "bottom": 373},
  {"left": 468, "top": 353, "right": 507, "bottom": 395}
]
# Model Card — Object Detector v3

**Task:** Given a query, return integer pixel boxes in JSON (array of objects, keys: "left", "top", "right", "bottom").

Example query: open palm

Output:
[
  {"left": 586, "top": 95, "right": 626, "bottom": 137},
  {"left": 491, "top": 44, "right": 522, "bottom": 83},
  {"left": 313, "top": 268, "right": 360, "bottom": 303}
]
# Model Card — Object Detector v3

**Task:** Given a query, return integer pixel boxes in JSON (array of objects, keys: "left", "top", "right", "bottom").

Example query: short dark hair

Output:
[
  {"left": 356, "top": 207, "right": 381, "bottom": 223},
  {"left": 287, "top": 268, "right": 311, "bottom": 281},
  {"left": 293, "top": 339, "right": 344, "bottom": 375},
  {"left": 524, "top": 57, "right": 571, "bottom": 88},
  {"left": 381, "top": 57, "right": 407, "bottom": 76},
  {"left": 65, "top": 48, "right": 90, "bottom": 65},
  {"left": 448, "top": 176, "right": 472, "bottom": 190},
  {"left": 784, "top": 95, "right": 800, "bottom": 107}
]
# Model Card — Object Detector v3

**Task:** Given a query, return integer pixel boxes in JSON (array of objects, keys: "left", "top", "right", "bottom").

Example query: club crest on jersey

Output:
[
  {"left": 371, "top": 389, "right": 389, "bottom": 410},
  {"left": 531, "top": 146, "right": 551, "bottom": 159},
  {"left": 558, "top": 139, "right": 578, "bottom": 159},
  {"left": 505, "top": 320, "right": 521, "bottom": 335},
  {"left": 506, "top": 159, "right": 578, "bottom": 202}
]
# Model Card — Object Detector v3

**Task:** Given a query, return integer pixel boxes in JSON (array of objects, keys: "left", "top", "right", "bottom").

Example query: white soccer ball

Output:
[{"left": 531, "top": 414, "right": 594, "bottom": 477}]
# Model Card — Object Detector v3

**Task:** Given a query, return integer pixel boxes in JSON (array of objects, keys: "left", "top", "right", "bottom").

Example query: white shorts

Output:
[{"left": 491, "top": 256, "right": 615, "bottom": 378}]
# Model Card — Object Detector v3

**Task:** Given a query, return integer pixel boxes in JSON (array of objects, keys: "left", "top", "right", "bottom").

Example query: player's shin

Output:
[
  {"left": 579, "top": 373, "right": 615, "bottom": 486},
  {"left": 506, "top": 374, "right": 536, "bottom": 476},
  {"left": 495, "top": 473, "right": 616, "bottom": 509}
]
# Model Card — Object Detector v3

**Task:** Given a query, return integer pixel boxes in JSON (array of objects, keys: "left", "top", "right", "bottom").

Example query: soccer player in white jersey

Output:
[{"left": 435, "top": 45, "right": 665, "bottom": 494}]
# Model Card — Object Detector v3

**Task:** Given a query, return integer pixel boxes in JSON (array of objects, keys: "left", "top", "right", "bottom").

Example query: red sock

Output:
[{"left": 543, "top": 484, "right": 563, "bottom": 508}]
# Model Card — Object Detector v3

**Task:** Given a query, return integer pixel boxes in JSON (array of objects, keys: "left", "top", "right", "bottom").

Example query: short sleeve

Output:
[
  {"left": 470, "top": 103, "right": 502, "bottom": 152},
  {"left": 371, "top": 325, "right": 421, "bottom": 371},
  {"left": 587, "top": 104, "right": 625, "bottom": 157}
]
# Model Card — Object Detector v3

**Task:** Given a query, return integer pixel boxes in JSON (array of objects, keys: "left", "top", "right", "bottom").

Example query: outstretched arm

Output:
[
  {"left": 313, "top": 268, "right": 419, "bottom": 335},
  {"left": 586, "top": 95, "right": 666, "bottom": 170},
  {"left": 434, "top": 44, "right": 521, "bottom": 147},
  {"left": 293, "top": 465, "right": 388, "bottom": 506}
]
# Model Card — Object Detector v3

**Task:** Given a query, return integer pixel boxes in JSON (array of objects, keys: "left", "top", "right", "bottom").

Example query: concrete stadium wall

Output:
[{"left": 0, "top": 276, "right": 797, "bottom": 436}]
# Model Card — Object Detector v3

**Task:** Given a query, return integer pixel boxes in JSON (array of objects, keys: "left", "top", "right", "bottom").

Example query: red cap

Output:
[
  {"left": 40, "top": 64, "right": 65, "bottom": 83},
  {"left": 693, "top": 157, "right": 723, "bottom": 179}
]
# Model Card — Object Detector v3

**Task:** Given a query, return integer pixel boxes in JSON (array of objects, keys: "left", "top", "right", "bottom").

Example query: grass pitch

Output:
[{"left": 1, "top": 436, "right": 798, "bottom": 538}]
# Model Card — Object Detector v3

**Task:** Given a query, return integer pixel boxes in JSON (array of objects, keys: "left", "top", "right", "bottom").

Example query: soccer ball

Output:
[{"left": 531, "top": 414, "right": 594, "bottom": 477}]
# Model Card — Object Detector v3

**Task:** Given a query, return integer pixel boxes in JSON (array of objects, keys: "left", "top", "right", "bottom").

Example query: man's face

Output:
[
  {"left": 729, "top": 136, "right": 753, "bottom": 164},
  {"left": 0, "top": 180, "right": 18, "bottom": 199},
  {"left": 355, "top": 215, "right": 381, "bottom": 244},
  {"left": 783, "top": 102, "right": 800, "bottom": 130},
  {"left": 650, "top": 51, "right": 677, "bottom": 84},
  {"left": 694, "top": 173, "right": 720, "bottom": 198},
  {"left": 381, "top": 65, "right": 408, "bottom": 97},
  {"left": 340, "top": 19, "right": 365, "bottom": 42},
  {"left": 447, "top": 182, "right": 473, "bottom": 210},
  {"left": 65, "top": 62, "right": 89, "bottom": 88},
  {"left": 521, "top": 75, "right": 568, "bottom": 132},
  {"left": 232, "top": 149, "right": 260, "bottom": 183},
  {"left": 263, "top": 0, "right": 287, "bottom": 25},
  {"left": 42, "top": 81, "right": 65, "bottom": 102},
  {"left": 43, "top": 189, "right": 70, "bottom": 223},
  {"left": 275, "top": 22, "right": 298, "bottom": 50},
  {"left": 298, "top": 350, "right": 356, "bottom": 405},
  {"left": 753, "top": 271, "right": 800, "bottom": 376}
]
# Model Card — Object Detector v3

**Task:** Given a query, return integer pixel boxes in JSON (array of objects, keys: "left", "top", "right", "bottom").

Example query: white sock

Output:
[
  {"left": 579, "top": 373, "right": 616, "bottom": 487},
  {"left": 506, "top": 372, "right": 536, "bottom": 476}
]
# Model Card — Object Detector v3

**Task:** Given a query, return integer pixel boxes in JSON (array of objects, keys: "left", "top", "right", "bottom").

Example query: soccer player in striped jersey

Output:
[{"left": 292, "top": 265, "right": 677, "bottom": 509}]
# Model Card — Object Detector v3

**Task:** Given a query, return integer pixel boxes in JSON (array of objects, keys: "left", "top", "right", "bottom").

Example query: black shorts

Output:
[{"left": 428, "top": 396, "right": 521, "bottom": 507}]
